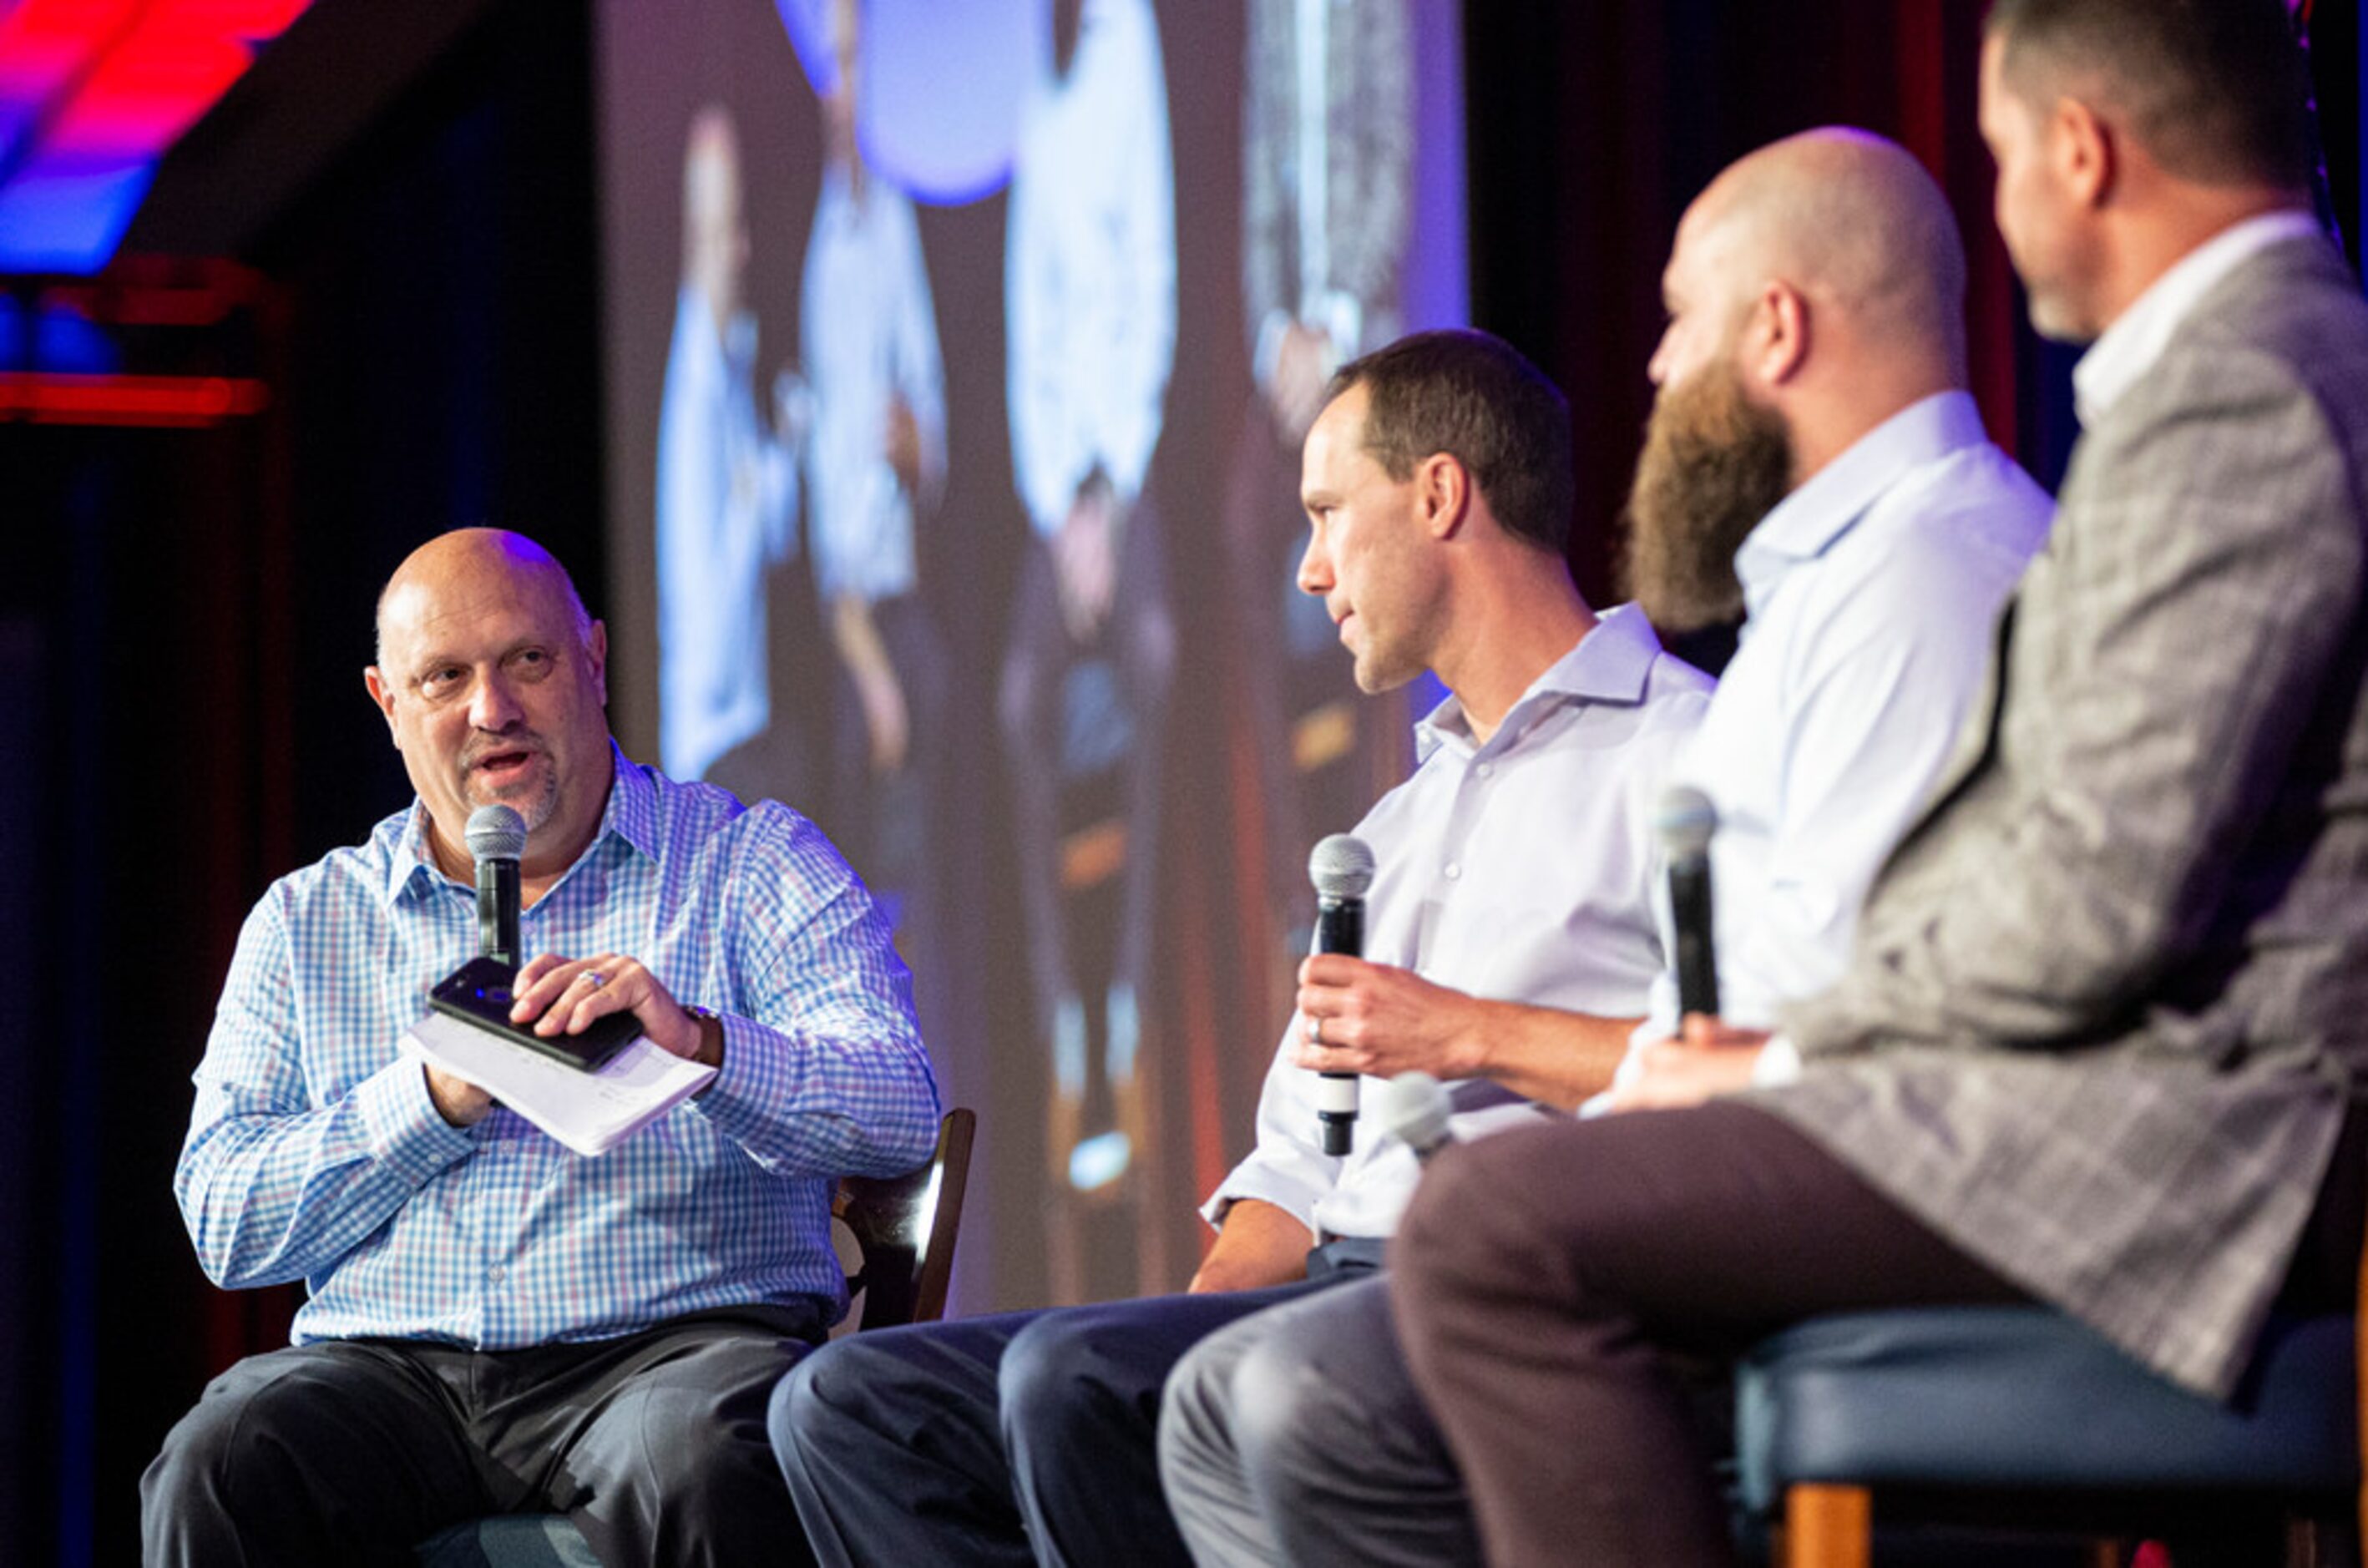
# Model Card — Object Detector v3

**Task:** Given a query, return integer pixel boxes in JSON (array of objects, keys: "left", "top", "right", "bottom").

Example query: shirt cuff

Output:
[
  {"left": 1201, "top": 1170, "right": 1322, "bottom": 1237},
  {"left": 679, "top": 1013, "right": 775, "bottom": 1142},
  {"left": 357, "top": 1057, "right": 482, "bottom": 1186}
]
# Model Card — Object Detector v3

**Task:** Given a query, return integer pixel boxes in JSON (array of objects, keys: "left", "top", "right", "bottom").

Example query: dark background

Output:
[{"left": 0, "top": 2, "right": 2357, "bottom": 1561}]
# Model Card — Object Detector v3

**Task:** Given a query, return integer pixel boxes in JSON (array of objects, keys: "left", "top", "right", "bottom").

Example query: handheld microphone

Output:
[
  {"left": 1308, "top": 833, "right": 1375, "bottom": 1156},
  {"left": 1657, "top": 786, "right": 1719, "bottom": 1019},
  {"left": 465, "top": 804, "right": 526, "bottom": 969},
  {"left": 1374, "top": 1071, "right": 1455, "bottom": 1164}
]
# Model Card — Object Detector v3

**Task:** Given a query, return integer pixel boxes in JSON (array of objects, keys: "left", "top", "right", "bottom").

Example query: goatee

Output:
[{"left": 1621, "top": 365, "right": 1794, "bottom": 633}]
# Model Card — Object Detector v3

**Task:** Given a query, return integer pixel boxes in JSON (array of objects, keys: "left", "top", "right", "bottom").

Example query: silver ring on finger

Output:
[
  {"left": 1305, "top": 1014, "right": 1322, "bottom": 1046},
  {"left": 581, "top": 970, "right": 607, "bottom": 989}
]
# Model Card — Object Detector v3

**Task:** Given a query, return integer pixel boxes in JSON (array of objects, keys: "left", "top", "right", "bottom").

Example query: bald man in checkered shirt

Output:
[{"left": 141, "top": 528, "right": 938, "bottom": 1567}]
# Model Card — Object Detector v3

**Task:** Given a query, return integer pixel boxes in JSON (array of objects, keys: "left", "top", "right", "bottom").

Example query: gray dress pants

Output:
[
  {"left": 1159, "top": 1273, "right": 1481, "bottom": 1568},
  {"left": 142, "top": 1303, "right": 824, "bottom": 1568}
]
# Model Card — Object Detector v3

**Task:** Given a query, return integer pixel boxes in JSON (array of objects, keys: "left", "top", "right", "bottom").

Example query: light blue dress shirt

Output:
[
  {"left": 1204, "top": 605, "right": 1714, "bottom": 1242},
  {"left": 1624, "top": 392, "right": 2052, "bottom": 1081},
  {"left": 176, "top": 744, "right": 940, "bottom": 1348}
]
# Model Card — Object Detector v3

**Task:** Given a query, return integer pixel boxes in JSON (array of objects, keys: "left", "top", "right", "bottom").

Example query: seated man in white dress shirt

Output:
[
  {"left": 770, "top": 328, "right": 1713, "bottom": 1568},
  {"left": 1156, "top": 127, "right": 2053, "bottom": 1568}
]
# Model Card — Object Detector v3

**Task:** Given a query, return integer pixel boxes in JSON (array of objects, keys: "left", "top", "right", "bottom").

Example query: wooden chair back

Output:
[{"left": 833, "top": 1106, "right": 975, "bottom": 1330}]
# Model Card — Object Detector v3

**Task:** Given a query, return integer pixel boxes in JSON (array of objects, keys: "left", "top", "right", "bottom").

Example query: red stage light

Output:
[
  {"left": 0, "top": 370, "right": 271, "bottom": 425},
  {"left": 0, "top": 0, "right": 313, "bottom": 272}
]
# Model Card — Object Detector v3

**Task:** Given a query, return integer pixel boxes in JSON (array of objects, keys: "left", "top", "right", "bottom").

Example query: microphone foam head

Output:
[
  {"left": 1308, "top": 833, "right": 1377, "bottom": 899},
  {"left": 465, "top": 803, "right": 527, "bottom": 862},
  {"left": 1375, "top": 1071, "right": 1454, "bottom": 1152},
  {"left": 1655, "top": 786, "right": 1717, "bottom": 859}
]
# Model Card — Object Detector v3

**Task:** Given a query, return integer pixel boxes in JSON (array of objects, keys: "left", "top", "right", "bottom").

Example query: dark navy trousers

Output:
[{"left": 769, "top": 1242, "right": 1382, "bottom": 1568}]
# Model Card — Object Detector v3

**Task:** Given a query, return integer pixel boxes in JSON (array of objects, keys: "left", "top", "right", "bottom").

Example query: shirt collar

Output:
[
  {"left": 382, "top": 739, "right": 650, "bottom": 907},
  {"left": 2072, "top": 209, "right": 2325, "bottom": 427},
  {"left": 1414, "top": 602, "right": 1665, "bottom": 763},
  {"left": 602, "top": 741, "right": 664, "bottom": 861},
  {"left": 1733, "top": 390, "right": 1987, "bottom": 624}
]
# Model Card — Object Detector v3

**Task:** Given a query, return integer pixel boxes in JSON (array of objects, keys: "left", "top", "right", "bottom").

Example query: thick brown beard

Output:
[{"left": 1620, "top": 363, "right": 1794, "bottom": 634}]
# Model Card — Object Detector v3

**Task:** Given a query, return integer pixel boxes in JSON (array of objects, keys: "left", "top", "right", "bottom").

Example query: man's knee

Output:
[
  {"left": 612, "top": 1377, "right": 769, "bottom": 1480},
  {"left": 144, "top": 1343, "right": 457, "bottom": 1554},
  {"left": 149, "top": 1348, "right": 380, "bottom": 1493},
  {"left": 999, "top": 1308, "right": 1162, "bottom": 1449},
  {"left": 587, "top": 1342, "right": 811, "bottom": 1540},
  {"left": 767, "top": 1341, "right": 864, "bottom": 1469},
  {"left": 1227, "top": 1330, "right": 1338, "bottom": 1490},
  {"left": 998, "top": 1311, "right": 1083, "bottom": 1437},
  {"left": 144, "top": 1376, "right": 245, "bottom": 1514},
  {"left": 1156, "top": 1328, "right": 1239, "bottom": 1478},
  {"left": 779, "top": 1323, "right": 1009, "bottom": 1456}
]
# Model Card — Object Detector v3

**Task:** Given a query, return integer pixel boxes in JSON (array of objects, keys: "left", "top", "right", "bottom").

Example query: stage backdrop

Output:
[{"left": 592, "top": 0, "right": 1469, "bottom": 1310}]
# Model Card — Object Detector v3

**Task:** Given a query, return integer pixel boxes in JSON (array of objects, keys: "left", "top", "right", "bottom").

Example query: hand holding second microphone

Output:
[
  {"left": 1605, "top": 1014, "right": 1772, "bottom": 1113},
  {"left": 1606, "top": 785, "right": 1763, "bottom": 1112},
  {"left": 1657, "top": 786, "right": 1720, "bottom": 1020}
]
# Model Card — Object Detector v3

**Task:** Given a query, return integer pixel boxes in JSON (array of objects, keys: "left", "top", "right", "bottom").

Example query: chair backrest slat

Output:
[{"left": 835, "top": 1107, "right": 976, "bottom": 1331}]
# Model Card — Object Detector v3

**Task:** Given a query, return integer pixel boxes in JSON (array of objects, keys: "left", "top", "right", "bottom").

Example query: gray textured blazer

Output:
[{"left": 1758, "top": 235, "right": 2368, "bottom": 1399}]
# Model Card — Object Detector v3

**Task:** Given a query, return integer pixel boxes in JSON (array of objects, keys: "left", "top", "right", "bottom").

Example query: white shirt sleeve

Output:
[{"left": 1200, "top": 1014, "right": 1336, "bottom": 1235}]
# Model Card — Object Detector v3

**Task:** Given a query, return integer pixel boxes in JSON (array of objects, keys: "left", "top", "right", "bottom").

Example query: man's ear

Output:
[
  {"left": 1417, "top": 452, "right": 1471, "bottom": 540},
  {"left": 364, "top": 666, "right": 399, "bottom": 739},
  {"left": 587, "top": 620, "right": 610, "bottom": 707},
  {"left": 2052, "top": 94, "right": 2114, "bottom": 210},
  {"left": 1743, "top": 280, "right": 1810, "bottom": 390}
]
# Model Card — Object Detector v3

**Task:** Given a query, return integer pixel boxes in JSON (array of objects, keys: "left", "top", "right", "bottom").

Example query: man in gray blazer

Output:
[{"left": 1390, "top": 2, "right": 2368, "bottom": 1561}]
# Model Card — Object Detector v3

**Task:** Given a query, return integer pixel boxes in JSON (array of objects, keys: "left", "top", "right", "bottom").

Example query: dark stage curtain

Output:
[{"left": 1, "top": 3, "right": 603, "bottom": 1561}]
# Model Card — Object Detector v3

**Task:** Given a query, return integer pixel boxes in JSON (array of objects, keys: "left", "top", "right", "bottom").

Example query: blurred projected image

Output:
[
  {"left": 802, "top": 0, "right": 952, "bottom": 1024},
  {"left": 596, "top": 0, "right": 1465, "bottom": 1313},
  {"left": 1227, "top": 0, "right": 1414, "bottom": 959},
  {"left": 656, "top": 107, "right": 802, "bottom": 793},
  {"left": 998, "top": 0, "right": 1175, "bottom": 1277}
]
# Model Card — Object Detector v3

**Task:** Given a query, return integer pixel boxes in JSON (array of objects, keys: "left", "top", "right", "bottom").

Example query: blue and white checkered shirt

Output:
[{"left": 175, "top": 744, "right": 940, "bottom": 1348}]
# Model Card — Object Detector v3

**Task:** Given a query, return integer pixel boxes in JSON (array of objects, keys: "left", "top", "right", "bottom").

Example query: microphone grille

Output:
[
  {"left": 1307, "top": 833, "right": 1377, "bottom": 899},
  {"left": 1655, "top": 786, "right": 1717, "bottom": 859},
  {"left": 1375, "top": 1071, "right": 1454, "bottom": 1153},
  {"left": 464, "top": 804, "right": 527, "bottom": 862}
]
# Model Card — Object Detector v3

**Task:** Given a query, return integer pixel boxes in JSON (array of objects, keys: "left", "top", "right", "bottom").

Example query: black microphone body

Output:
[
  {"left": 1313, "top": 889, "right": 1365, "bottom": 959},
  {"left": 1658, "top": 787, "right": 1720, "bottom": 1019},
  {"left": 1307, "top": 833, "right": 1377, "bottom": 1156},
  {"left": 1312, "top": 890, "right": 1364, "bottom": 1156},
  {"left": 466, "top": 805, "right": 526, "bottom": 969},
  {"left": 478, "top": 859, "right": 521, "bottom": 969}
]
